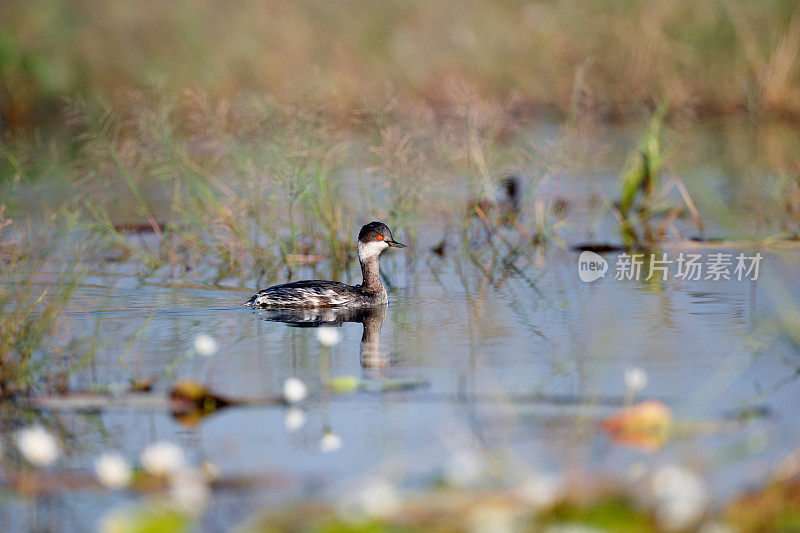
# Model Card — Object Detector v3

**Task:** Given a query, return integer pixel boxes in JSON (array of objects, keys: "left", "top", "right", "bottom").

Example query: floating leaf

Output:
[
  {"left": 329, "top": 375, "right": 360, "bottom": 394},
  {"left": 360, "top": 378, "right": 430, "bottom": 392},
  {"left": 601, "top": 400, "right": 672, "bottom": 452},
  {"left": 169, "top": 380, "right": 234, "bottom": 427},
  {"left": 98, "top": 504, "right": 192, "bottom": 533}
]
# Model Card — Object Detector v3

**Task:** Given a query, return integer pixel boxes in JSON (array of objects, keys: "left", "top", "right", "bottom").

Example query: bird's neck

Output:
[{"left": 360, "top": 254, "right": 385, "bottom": 296}]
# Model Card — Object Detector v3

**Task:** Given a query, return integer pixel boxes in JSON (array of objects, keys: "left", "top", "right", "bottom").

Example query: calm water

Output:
[
  {"left": 3, "top": 122, "right": 800, "bottom": 531},
  {"left": 4, "top": 238, "right": 800, "bottom": 530}
]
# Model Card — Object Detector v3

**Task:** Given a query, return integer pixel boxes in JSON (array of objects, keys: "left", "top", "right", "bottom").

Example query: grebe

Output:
[{"left": 245, "top": 221, "right": 406, "bottom": 308}]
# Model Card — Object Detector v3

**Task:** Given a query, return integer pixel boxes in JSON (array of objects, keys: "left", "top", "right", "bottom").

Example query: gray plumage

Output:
[
  {"left": 245, "top": 280, "right": 383, "bottom": 308},
  {"left": 245, "top": 221, "right": 405, "bottom": 309}
]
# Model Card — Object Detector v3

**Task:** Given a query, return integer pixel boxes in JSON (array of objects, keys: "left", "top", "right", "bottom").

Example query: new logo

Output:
[{"left": 578, "top": 251, "right": 608, "bottom": 282}]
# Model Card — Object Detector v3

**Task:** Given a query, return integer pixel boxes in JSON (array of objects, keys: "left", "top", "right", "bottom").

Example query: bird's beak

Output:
[{"left": 387, "top": 239, "right": 406, "bottom": 248}]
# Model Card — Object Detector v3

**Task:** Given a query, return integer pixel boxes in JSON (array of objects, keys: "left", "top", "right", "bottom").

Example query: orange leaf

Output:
[{"left": 601, "top": 400, "right": 673, "bottom": 452}]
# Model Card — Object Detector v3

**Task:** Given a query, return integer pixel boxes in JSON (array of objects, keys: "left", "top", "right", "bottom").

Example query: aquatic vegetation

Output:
[
  {"left": 93, "top": 444, "right": 216, "bottom": 531},
  {"left": 612, "top": 103, "right": 705, "bottom": 246},
  {"left": 329, "top": 375, "right": 362, "bottom": 394},
  {"left": 616, "top": 103, "right": 668, "bottom": 222},
  {"left": 601, "top": 401, "right": 673, "bottom": 452},
  {"left": 4, "top": 1, "right": 800, "bottom": 129},
  {"left": 98, "top": 505, "right": 193, "bottom": 533},
  {"left": 167, "top": 380, "right": 237, "bottom": 427},
  {"left": 0, "top": 356, "right": 790, "bottom": 532},
  {"left": 71, "top": 96, "right": 275, "bottom": 281},
  {"left": 763, "top": 166, "right": 800, "bottom": 240},
  {"left": 648, "top": 465, "right": 708, "bottom": 531},
  {"left": 243, "top": 478, "right": 713, "bottom": 533},
  {"left": 725, "top": 476, "right": 800, "bottom": 532},
  {"left": 65, "top": 96, "right": 439, "bottom": 285},
  {"left": 3, "top": 4, "right": 800, "bottom": 532},
  {"left": 0, "top": 216, "right": 81, "bottom": 396}
]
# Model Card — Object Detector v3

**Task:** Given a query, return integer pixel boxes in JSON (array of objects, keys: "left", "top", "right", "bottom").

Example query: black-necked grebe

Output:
[{"left": 245, "top": 221, "right": 406, "bottom": 308}]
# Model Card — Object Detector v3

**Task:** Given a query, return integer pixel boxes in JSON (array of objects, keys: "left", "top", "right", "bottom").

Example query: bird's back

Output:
[{"left": 245, "top": 280, "right": 380, "bottom": 308}]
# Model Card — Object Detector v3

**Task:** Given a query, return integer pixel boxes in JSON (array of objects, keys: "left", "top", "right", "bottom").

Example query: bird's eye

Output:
[{"left": 376, "top": 235, "right": 384, "bottom": 241}]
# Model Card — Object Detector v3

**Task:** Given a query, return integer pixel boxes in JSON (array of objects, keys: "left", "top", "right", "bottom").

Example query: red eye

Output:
[{"left": 376, "top": 235, "right": 384, "bottom": 241}]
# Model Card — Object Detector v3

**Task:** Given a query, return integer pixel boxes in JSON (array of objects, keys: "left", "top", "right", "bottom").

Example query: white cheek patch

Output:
[{"left": 357, "top": 240, "right": 388, "bottom": 260}]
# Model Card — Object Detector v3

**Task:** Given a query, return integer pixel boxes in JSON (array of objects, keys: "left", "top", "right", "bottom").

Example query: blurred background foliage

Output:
[{"left": 1, "top": 0, "right": 800, "bottom": 132}]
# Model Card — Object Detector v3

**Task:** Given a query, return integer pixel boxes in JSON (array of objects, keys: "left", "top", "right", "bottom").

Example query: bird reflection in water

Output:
[{"left": 255, "top": 305, "right": 388, "bottom": 369}]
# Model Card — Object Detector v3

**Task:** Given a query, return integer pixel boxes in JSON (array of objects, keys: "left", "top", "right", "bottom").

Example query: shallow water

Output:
[
  {"left": 4, "top": 238, "right": 800, "bottom": 530},
  {"left": 3, "top": 121, "right": 800, "bottom": 531}
]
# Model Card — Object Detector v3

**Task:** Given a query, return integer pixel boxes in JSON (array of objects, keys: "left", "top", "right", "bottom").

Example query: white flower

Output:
[
  {"left": 515, "top": 473, "right": 563, "bottom": 510},
  {"left": 285, "top": 408, "right": 306, "bottom": 432},
  {"left": 140, "top": 441, "right": 186, "bottom": 477},
  {"left": 94, "top": 453, "right": 132, "bottom": 489},
  {"left": 193, "top": 334, "right": 218, "bottom": 357},
  {"left": 282, "top": 377, "right": 308, "bottom": 403},
  {"left": 317, "top": 327, "right": 342, "bottom": 347},
  {"left": 320, "top": 429, "right": 343, "bottom": 453},
  {"left": 169, "top": 468, "right": 210, "bottom": 513},
  {"left": 624, "top": 366, "right": 649, "bottom": 394},
  {"left": 14, "top": 426, "right": 59, "bottom": 466},
  {"left": 650, "top": 465, "right": 708, "bottom": 531},
  {"left": 444, "top": 451, "right": 484, "bottom": 487},
  {"left": 339, "top": 477, "right": 401, "bottom": 518},
  {"left": 469, "top": 504, "right": 517, "bottom": 533}
]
